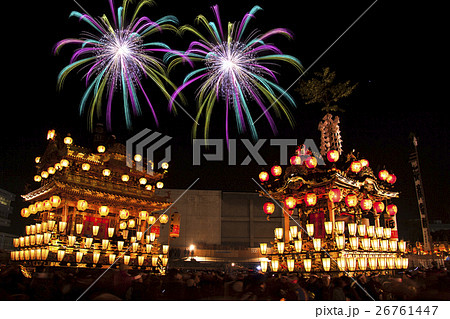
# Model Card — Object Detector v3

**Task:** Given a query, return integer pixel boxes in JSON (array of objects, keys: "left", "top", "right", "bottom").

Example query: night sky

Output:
[{"left": 1, "top": 0, "right": 448, "bottom": 240}]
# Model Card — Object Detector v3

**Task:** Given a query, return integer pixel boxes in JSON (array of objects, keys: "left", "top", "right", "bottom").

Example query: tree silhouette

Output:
[{"left": 296, "top": 67, "right": 358, "bottom": 113}]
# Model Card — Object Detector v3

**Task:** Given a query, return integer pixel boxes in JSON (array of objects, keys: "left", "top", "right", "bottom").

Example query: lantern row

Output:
[{"left": 259, "top": 149, "right": 397, "bottom": 184}]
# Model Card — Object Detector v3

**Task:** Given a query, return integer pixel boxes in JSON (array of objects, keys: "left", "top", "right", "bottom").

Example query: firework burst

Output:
[
  {"left": 168, "top": 4, "right": 303, "bottom": 142},
  {"left": 55, "top": 0, "right": 184, "bottom": 130}
]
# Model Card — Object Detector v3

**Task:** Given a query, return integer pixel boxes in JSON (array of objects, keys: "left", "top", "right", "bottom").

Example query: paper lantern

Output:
[
  {"left": 322, "top": 258, "right": 331, "bottom": 271},
  {"left": 274, "top": 228, "right": 283, "bottom": 240},
  {"left": 21, "top": 208, "right": 30, "bottom": 218},
  {"left": 47, "top": 130, "right": 55, "bottom": 140},
  {"left": 360, "top": 199, "right": 373, "bottom": 211},
  {"left": 159, "top": 214, "right": 169, "bottom": 224},
  {"left": 294, "top": 240, "right": 302, "bottom": 253},
  {"left": 336, "top": 236, "right": 345, "bottom": 250},
  {"left": 378, "top": 170, "right": 389, "bottom": 181},
  {"left": 328, "top": 188, "right": 342, "bottom": 203},
  {"left": 327, "top": 150, "right": 340, "bottom": 162},
  {"left": 60, "top": 159, "right": 69, "bottom": 167},
  {"left": 97, "top": 145, "right": 106, "bottom": 153},
  {"left": 64, "top": 136, "right": 73, "bottom": 145},
  {"left": 277, "top": 241, "right": 285, "bottom": 254},
  {"left": 139, "top": 210, "right": 148, "bottom": 220},
  {"left": 306, "top": 224, "right": 314, "bottom": 237},
  {"left": 85, "top": 238, "right": 93, "bottom": 248},
  {"left": 43, "top": 200, "right": 52, "bottom": 211},
  {"left": 99, "top": 206, "right": 109, "bottom": 217},
  {"left": 358, "top": 257, "right": 368, "bottom": 270},
  {"left": 303, "top": 259, "right": 312, "bottom": 272},
  {"left": 335, "top": 221, "right": 345, "bottom": 235},
  {"left": 57, "top": 250, "right": 65, "bottom": 262},
  {"left": 350, "top": 161, "right": 362, "bottom": 173},
  {"left": 271, "top": 259, "right": 279, "bottom": 272},
  {"left": 287, "top": 258, "right": 295, "bottom": 272},
  {"left": 259, "top": 243, "right": 267, "bottom": 255},
  {"left": 284, "top": 196, "right": 297, "bottom": 209},
  {"left": 263, "top": 202, "right": 275, "bottom": 215},
  {"left": 348, "top": 223, "right": 357, "bottom": 236},
  {"left": 373, "top": 202, "right": 385, "bottom": 213},
  {"left": 387, "top": 204, "right": 398, "bottom": 216},
  {"left": 304, "top": 193, "right": 317, "bottom": 206},
  {"left": 119, "top": 209, "right": 130, "bottom": 219},
  {"left": 289, "top": 226, "right": 298, "bottom": 239},
  {"left": 358, "top": 224, "right": 366, "bottom": 237},
  {"left": 93, "top": 252, "right": 100, "bottom": 264},
  {"left": 271, "top": 165, "right": 282, "bottom": 176},
  {"left": 349, "top": 237, "right": 359, "bottom": 250},
  {"left": 387, "top": 174, "right": 397, "bottom": 184},
  {"left": 258, "top": 171, "right": 269, "bottom": 182},
  {"left": 324, "top": 221, "right": 333, "bottom": 235},
  {"left": 82, "top": 163, "right": 90, "bottom": 171},
  {"left": 121, "top": 174, "right": 130, "bottom": 182},
  {"left": 77, "top": 200, "right": 88, "bottom": 211},
  {"left": 337, "top": 257, "right": 346, "bottom": 271},
  {"left": 367, "top": 225, "right": 375, "bottom": 237},
  {"left": 375, "top": 226, "right": 384, "bottom": 238},
  {"left": 360, "top": 159, "right": 369, "bottom": 167},
  {"left": 260, "top": 259, "right": 268, "bottom": 273},
  {"left": 49, "top": 196, "right": 61, "bottom": 208},
  {"left": 313, "top": 238, "right": 322, "bottom": 251},
  {"left": 345, "top": 194, "right": 358, "bottom": 207},
  {"left": 102, "top": 169, "right": 111, "bottom": 177},
  {"left": 304, "top": 156, "right": 317, "bottom": 169},
  {"left": 361, "top": 238, "right": 370, "bottom": 250},
  {"left": 290, "top": 155, "right": 302, "bottom": 165},
  {"left": 347, "top": 257, "right": 357, "bottom": 271}
]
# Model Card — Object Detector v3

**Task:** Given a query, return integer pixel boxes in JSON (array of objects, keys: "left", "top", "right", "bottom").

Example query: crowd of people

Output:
[{"left": 0, "top": 262, "right": 448, "bottom": 301}]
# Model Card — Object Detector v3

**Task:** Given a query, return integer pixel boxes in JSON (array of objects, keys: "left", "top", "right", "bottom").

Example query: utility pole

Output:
[{"left": 409, "top": 134, "right": 432, "bottom": 251}]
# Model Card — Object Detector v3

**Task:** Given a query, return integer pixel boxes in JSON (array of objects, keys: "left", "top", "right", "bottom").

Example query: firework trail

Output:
[
  {"left": 167, "top": 4, "right": 303, "bottom": 142},
  {"left": 55, "top": 0, "right": 186, "bottom": 130}
]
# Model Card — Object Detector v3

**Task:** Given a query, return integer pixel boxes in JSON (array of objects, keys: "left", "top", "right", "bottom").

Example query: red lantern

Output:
[
  {"left": 360, "top": 199, "right": 373, "bottom": 211},
  {"left": 328, "top": 189, "right": 342, "bottom": 203},
  {"left": 345, "top": 194, "right": 358, "bottom": 207},
  {"left": 360, "top": 159, "right": 369, "bottom": 167},
  {"left": 387, "top": 204, "right": 398, "bottom": 216},
  {"left": 373, "top": 202, "right": 385, "bottom": 213},
  {"left": 290, "top": 155, "right": 302, "bottom": 165},
  {"left": 327, "top": 150, "right": 339, "bottom": 162},
  {"left": 350, "top": 161, "right": 362, "bottom": 173},
  {"left": 304, "top": 157, "right": 317, "bottom": 169},
  {"left": 378, "top": 170, "right": 389, "bottom": 181},
  {"left": 271, "top": 165, "right": 282, "bottom": 177},
  {"left": 304, "top": 193, "right": 317, "bottom": 206},
  {"left": 259, "top": 171, "right": 269, "bottom": 182},
  {"left": 263, "top": 202, "right": 275, "bottom": 215},
  {"left": 386, "top": 174, "right": 397, "bottom": 184},
  {"left": 284, "top": 196, "right": 297, "bottom": 209}
]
